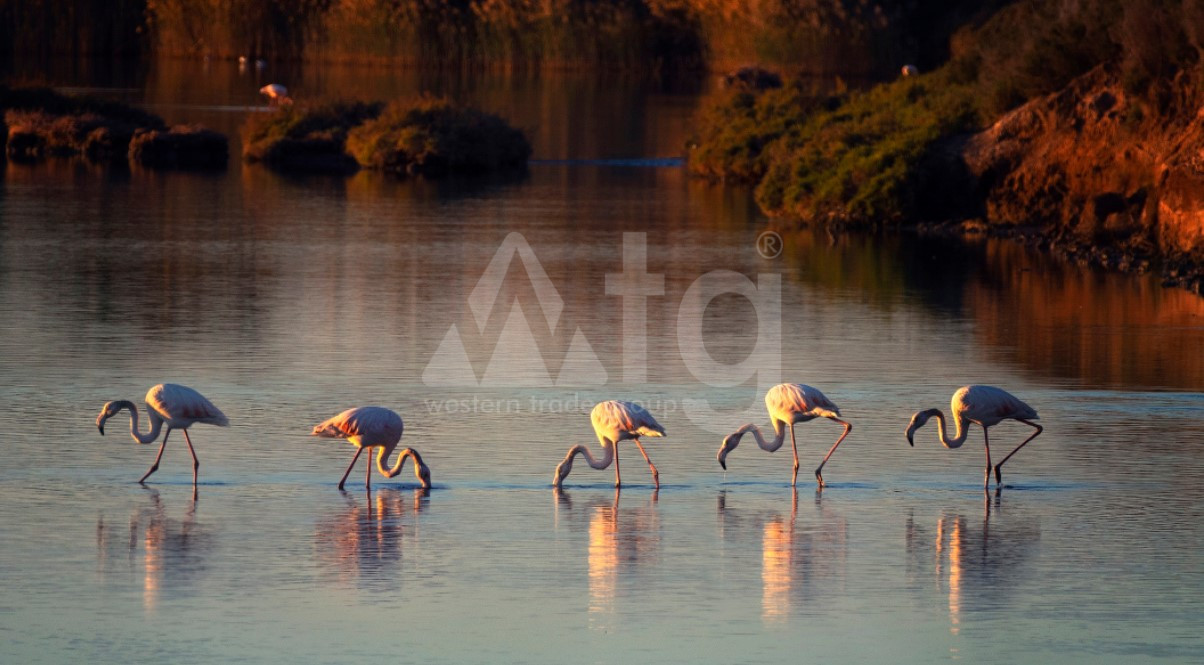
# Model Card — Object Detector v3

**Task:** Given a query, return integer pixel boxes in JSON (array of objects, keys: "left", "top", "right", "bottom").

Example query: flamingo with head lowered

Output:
[
  {"left": 259, "top": 83, "right": 291, "bottom": 106},
  {"left": 717, "top": 383, "right": 853, "bottom": 487},
  {"left": 906, "top": 385, "right": 1043, "bottom": 488},
  {"left": 312, "top": 407, "right": 431, "bottom": 491},
  {"left": 554, "top": 401, "right": 664, "bottom": 489},
  {"left": 95, "top": 383, "right": 228, "bottom": 485}
]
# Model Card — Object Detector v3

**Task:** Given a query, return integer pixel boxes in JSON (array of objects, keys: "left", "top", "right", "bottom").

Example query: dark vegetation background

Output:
[
  {"left": 0, "top": 1, "right": 1003, "bottom": 75},
  {"left": 4, "top": 0, "right": 1203, "bottom": 284}
]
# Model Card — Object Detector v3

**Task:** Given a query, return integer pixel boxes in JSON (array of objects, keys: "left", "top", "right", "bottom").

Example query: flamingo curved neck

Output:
[
  {"left": 566, "top": 442, "right": 614, "bottom": 471},
  {"left": 726, "top": 421, "right": 787, "bottom": 455},
  {"left": 744, "top": 422, "right": 788, "bottom": 452},
  {"left": 377, "top": 447, "right": 427, "bottom": 479},
  {"left": 117, "top": 400, "right": 164, "bottom": 444},
  {"left": 930, "top": 409, "right": 969, "bottom": 449}
]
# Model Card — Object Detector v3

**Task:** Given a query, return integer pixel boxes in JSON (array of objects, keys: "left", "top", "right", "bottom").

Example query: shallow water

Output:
[{"left": 1, "top": 60, "right": 1203, "bottom": 663}]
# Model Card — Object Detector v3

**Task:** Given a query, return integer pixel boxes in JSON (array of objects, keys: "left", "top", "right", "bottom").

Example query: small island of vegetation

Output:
[
  {"left": 242, "top": 97, "right": 530, "bottom": 176},
  {"left": 1, "top": 85, "right": 227, "bottom": 169}
]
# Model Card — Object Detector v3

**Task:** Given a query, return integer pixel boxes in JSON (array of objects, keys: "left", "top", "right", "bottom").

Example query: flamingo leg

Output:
[
  {"left": 789, "top": 423, "right": 800, "bottom": 486},
  {"left": 139, "top": 428, "right": 172, "bottom": 484},
  {"left": 632, "top": 438, "right": 659, "bottom": 489},
  {"left": 182, "top": 429, "right": 200, "bottom": 485},
  {"left": 982, "top": 426, "right": 993, "bottom": 489},
  {"left": 993, "top": 419, "right": 1043, "bottom": 485},
  {"left": 613, "top": 441, "right": 621, "bottom": 488},
  {"left": 365, "top": 449, "right": 372, "bottom": 490},
  {"left": 815, "top": 419, "right": 853, "bottom": 487},
  {"left": 338, "top": 447, "right": 364, "bottom": 491}
]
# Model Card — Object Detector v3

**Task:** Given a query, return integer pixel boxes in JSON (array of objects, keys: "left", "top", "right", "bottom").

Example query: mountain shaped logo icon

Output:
[{"left": 422, "top": 233, "right": 607, "bottom": 387}]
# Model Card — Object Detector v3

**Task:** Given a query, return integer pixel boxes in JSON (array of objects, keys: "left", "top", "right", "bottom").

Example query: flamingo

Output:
[
  {"left": 553, "top": 401, "right": 664, "bottom": 489},
  {"left": 717, "top": 383, "right": 853, "bottom": 487},
  {"left": 906, "top": 385, "right": 1043, "bottom": 488},
  {"left": 95, "top": 383, "right": 228, "bottom": 485},
  {"left": 311, "top": 406, "right": 431, "bottom": 491},
  {"left": 901, "top": 64, "right": 919, "bottom": 77},
  {"left": 259, "top": 83, "right": 291, "bottom": 106}
]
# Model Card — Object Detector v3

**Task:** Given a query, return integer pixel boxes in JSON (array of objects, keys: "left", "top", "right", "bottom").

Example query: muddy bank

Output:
[{"left": 907, "top": 220, "right": 1202, "bottom": 295}]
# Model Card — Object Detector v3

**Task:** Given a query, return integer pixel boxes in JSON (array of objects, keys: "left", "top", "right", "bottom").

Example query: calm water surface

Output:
[{"left": 1, "top": 60, "right": 1202, "bottom": 664}]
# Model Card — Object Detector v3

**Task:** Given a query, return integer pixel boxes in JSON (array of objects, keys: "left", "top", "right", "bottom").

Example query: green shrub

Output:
[
  {"left": 345, "top": 97, "right": 530, "bottom": 176},
  {"left": 748, "top": 73, "right": 976, "bottom": 222},
  {"left": 687, "top": 83, "right": 836, "bottom": 183},
  {"left": 242, "top": 101, "right": 383, "bottom": 173}
]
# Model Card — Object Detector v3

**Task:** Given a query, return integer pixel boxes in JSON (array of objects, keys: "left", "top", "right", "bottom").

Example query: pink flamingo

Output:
[
  {"left": 717, "top": 383, "right": 853, "bottom": 487},
  {"left": 95, "top": 383, "right": 228, "bottom": 485},
  {"left": 906, "top": 385, "right": 1043, "bottom": 488},
  {"left": 259, "top": 83, "right": 291, "bottom": 106},
  {"left": 554, "top": 401, "right": 664, "bottom": 489},
  {"left": 311, "top": 407, "right": 431, "bottom": 491}
]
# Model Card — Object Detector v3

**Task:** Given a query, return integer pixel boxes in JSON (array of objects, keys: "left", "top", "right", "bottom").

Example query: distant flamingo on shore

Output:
[
  {"left": 906, "top": 385, "right": 1043, "bottom": 488},
  {"left": 259, "top": 83, "right": 291, "bottom": 106},
  {"left": 718, "top": 383, "right": 853, "bottom": 487},
  {"left": 312, "top": 406, "right": 431, "bottom": 491},
  {"left": 554, "top": 401, "right": 664, "bottom": 489},
  {"left": 95, "top": 383, "right": 228, "bottom": 485}
]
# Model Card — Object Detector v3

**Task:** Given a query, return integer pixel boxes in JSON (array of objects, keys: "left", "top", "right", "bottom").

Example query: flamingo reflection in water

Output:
[
  {"left": 314, "top": 487, "right": 429, "bottom": 588},
  {"left": 760, "top": 492, "right": 797, "bottom": 622},
  {"left": 905, "top": 499, "right": 1040, "bottom": 639},
  {"left": 717, "top": 489, "right": 848, "bottom": 622},
  {"left": 96, "top": 489, "right": 211, "bottom": 612},
  {"left": 554, "top": 488, "right": 660, "bottom": 629}
]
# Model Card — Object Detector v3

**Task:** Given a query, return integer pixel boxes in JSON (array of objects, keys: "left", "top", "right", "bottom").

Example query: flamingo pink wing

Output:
[
  {"left": 312, "top": 407, "right": 363, "bottom": 438},
  {"left": 591, "top": 401, "right": 664, "bottom": 438},
  {"left": 147, "top": 383, "right": 229, "bottom": 426},
  {"left": 769, "top": 383, "right": 840, "bottom": 418},
  {"left": 625, "top": 401, "right": 665, "bottom": 436},
  {"left": 957, "top": 385, "right": 1037, "bottom": 425},
  {"left": 798, "top": 384, "right": 839, "bottom": 415},
  {"left": 312, "top": 407, "right": 402, "bottom": 445}
]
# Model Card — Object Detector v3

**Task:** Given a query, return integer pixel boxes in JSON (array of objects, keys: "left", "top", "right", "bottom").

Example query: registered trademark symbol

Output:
[{"left": 756, "top": 231, "right": 783, "bottom": 259}]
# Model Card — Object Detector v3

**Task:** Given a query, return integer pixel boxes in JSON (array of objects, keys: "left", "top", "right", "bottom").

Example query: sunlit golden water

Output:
[{"left": 1, "top": 60, "right": 1201, "bottom": 663}]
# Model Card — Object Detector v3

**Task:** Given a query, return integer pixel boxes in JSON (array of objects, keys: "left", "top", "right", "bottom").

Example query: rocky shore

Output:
[{"left": 919, "top": 66, "right": 1204, "bottom": 294}]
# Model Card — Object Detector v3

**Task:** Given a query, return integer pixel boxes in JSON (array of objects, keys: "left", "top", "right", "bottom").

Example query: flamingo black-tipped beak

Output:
[
  {"left": 97, "top": 423, "right": 105, "bottom": 436},
  {"left": 719, "top": 457, "right": 726, "bottom": 470},
  {"left": 906, "top": 433, "right": 914, "bottom": 447}
]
